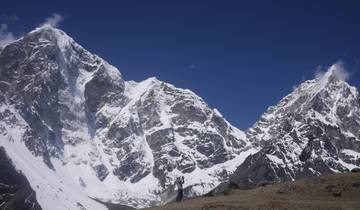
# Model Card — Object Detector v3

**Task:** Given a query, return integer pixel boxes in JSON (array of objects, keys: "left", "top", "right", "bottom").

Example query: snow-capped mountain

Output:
[
  {"left": 2, "top": 25, "right": 359, "bottom": 210},
  {"left": 0, "top": 26, "right": 254, "bottom": 209},
  {"left": 231, "top": 63, "right": 360, "bottom": 188}
]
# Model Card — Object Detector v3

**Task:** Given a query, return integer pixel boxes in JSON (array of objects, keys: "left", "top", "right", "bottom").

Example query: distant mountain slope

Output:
[
  {"left": 0, "top": 26, "right": 253, "bottom": 209},
  {"left": 231, "top": 63, "right": 360, "bottom": 188}
]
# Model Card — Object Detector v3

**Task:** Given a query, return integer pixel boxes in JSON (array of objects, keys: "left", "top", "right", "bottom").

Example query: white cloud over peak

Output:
[
  {"left": 41, "top": 13, "right": 64, "bottom": 28},
  {"left": 0, "top": 24, "right": 16, "bottom": 47},
  {"left": 292, "top": 61, "right": 351, "bottom": 91},
  {"left": 330, "top": 61, "right": 350, "bottom": 81},
  {"left": 315, "top": 61, "right": 350, "bottom": 81}
]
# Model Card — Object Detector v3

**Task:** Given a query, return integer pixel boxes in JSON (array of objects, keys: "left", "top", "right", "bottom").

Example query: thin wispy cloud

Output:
[
  {"left": 315, "top": 61, "right": 350, "bottom": 81},
  {"left": 292, "top": 61, "right": 352, "bottom": 91},
  {"left": 0, "top": 13, "right": 65, "bottom": 48},
  {"left": 41, "top": 13, "right": 64, "bottom": 28},
  {"left": 292, "top": 75, "right": 306, "bottom": 90},
  {"left": 331, "top": 61, "right": 351, "bottom": 81},
  {"left": 0, "top": 14, "right": 20, "bottom": 24},
  {"left": 313, "top": 65, "right": 325, "bottom": 79},
  {"left": 0, "top": 24, "right": 16, "bottom": 47},
  {"left": 188, "top": 64, "right": 200, "bottom": 70}
]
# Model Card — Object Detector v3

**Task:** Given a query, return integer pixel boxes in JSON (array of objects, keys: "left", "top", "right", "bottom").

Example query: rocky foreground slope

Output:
[{"left": 146, "top": 171, "right": 360, "bottom": 210}]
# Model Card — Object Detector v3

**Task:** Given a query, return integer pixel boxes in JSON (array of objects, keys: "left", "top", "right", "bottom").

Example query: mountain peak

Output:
[
  {"left": 28, "top": 25, "right": 72, "bottom": 44},
  {"left": 31, "top": 24, "right": 60, "bottom": 32},
  {"left": 0, "top": 24, "right": 251, "bottom": 209},
  {"left": 236, "top": 63, "right": 360, "bottom": 189},
  {"left": 287, "top": 63, "right": 353, "bottom": 101},
  {"left": 315, "top": 62, "right": 349, "bottom": 86}
]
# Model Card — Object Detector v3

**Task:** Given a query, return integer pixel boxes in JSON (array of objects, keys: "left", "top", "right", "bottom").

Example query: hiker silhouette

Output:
[{"left": 175, "top": 176, "right": 184, "bottom": 202}]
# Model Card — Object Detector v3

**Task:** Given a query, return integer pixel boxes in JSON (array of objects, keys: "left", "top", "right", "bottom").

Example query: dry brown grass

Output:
[{"left": 144, "top": 172, "right": 360, "bottom": 210}]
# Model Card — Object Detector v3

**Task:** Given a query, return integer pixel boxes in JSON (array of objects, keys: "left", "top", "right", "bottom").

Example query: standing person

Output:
[{"left": 175, "top": 176, "right": 184, "bottom": 202}]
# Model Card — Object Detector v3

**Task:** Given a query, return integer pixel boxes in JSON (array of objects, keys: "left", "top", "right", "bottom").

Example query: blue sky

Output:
[{"left": 1, "top": 0, "right": 360, "bottom": 130}]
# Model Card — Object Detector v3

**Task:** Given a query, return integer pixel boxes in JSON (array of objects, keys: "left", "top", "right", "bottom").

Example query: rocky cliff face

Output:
[
  {"left": 0, "top": 26, "right": 252, "bottom": 209},
  {"left": 0, "top": 147, "right": 42, "bottom": 210},
  {"left": 231, "top": 64, "right": 360, "bottom": 188}
]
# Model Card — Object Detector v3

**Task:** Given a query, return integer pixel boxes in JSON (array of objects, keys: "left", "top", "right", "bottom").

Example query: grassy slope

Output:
[{"left": 144, "top": 172, "right": 360, "bottom": 210}]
